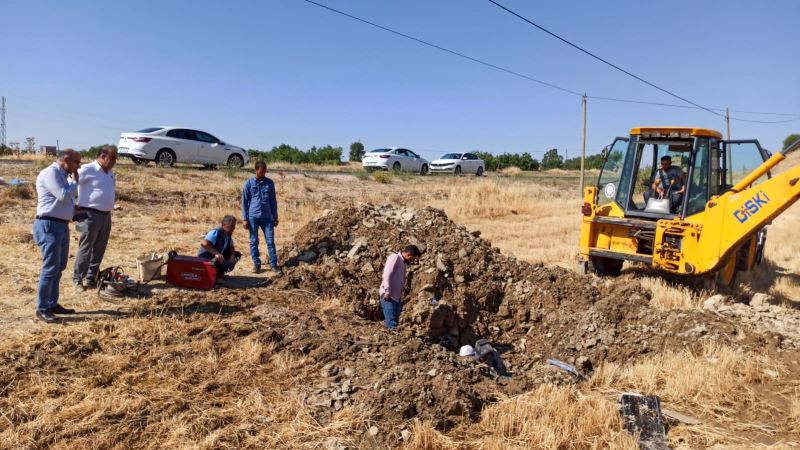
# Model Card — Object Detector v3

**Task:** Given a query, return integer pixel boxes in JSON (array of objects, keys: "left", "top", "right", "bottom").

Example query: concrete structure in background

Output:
[{"left": 39, "top": 145, "right": 57, "bottom": 156}]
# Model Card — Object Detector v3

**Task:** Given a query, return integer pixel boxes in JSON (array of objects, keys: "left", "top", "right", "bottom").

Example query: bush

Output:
[
  {"left": 372, "top": 171, "right": 392, "bottom": 184},
  {"left": 353, "top": 170, "right": 370, "bottom": 180},
  {"left": 221, "top": 165, "right": 239, "bottom": 178}
]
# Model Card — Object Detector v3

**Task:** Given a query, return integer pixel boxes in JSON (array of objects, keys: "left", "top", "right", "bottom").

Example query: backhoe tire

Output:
[{"left": 589, "top": 256, "right": 623, "bottom": 277}]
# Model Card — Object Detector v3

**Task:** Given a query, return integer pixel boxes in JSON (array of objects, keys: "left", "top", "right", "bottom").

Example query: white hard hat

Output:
[{"left": 459, "top": 345, "right": 475, "bottom": 357}]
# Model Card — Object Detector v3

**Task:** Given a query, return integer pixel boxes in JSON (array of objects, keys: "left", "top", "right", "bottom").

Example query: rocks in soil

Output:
[{"left": 268, "top": 204, "right": 786, "bottom": 432}]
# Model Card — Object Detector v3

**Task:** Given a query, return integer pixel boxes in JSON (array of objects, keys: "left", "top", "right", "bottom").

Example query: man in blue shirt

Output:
[
  {"left": 241, "top": 161, "right": 280, "bottom": 273},
  {"left": 198, "top": 215, "right": 241, "bottom": 275},
  {"left": 33, "top": 149, "right": 82, "bottom": 323}
]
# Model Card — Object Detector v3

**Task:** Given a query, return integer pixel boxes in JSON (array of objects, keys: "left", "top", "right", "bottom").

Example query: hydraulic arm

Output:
[{"left": 687, "top": 147, "right": 800, "bottom": 274}]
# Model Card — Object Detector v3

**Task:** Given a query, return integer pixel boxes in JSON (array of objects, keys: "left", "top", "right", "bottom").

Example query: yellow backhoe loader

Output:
[{"left": 578, "top": 126, "right": 800, "bottom": 290}]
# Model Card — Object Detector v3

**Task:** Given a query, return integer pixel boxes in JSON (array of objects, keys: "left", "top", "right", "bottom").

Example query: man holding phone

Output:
[{"left": 33, "top": 149, "right": 82, "bottom": 323}]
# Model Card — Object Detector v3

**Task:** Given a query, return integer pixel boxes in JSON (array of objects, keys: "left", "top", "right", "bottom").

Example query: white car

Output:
[
  {"left": 361, "top": 148, "right": 430, "bottom": 174},
  {"left": 430, "top": 152, "right": 485, "bottom": 176},
  {"left": 117, "top": 127, "right": 249, "bottom": 168}
]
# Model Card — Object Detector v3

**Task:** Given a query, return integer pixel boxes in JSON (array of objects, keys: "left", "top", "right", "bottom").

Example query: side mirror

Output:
[
  {"left": 461, "top": 156, "right": 468, "bottom": 160},
  {"left": 601, "top": 145, "right": 610, "bottom": 159}
]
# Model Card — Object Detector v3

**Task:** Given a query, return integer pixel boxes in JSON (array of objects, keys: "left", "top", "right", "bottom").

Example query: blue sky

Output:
[{"left": 2, "top": 0, "right": 798, "bottom": 161}]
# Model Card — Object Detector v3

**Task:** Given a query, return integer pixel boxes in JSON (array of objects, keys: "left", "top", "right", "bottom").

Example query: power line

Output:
[
  {"left": 587, "top": 95, "right": 800, "bottom": 123},
  {"left": 302, "top": 0, "right": 799, "bottom": 123},
  {"left": 486, "top": 1, "right": 800, "bottom": 124},
  {"left": 485, "top": 0, "right": 730, "bottom": 118},
  {"left": 301, "top": 0, "right": 582, "bottom": 96}
]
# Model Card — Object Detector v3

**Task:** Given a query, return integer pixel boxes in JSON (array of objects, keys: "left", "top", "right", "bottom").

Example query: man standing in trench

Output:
[
  {"left": 73, "top": 146, "right": 117, "bottom": 289},
  {"left": 33, "top": 149, "right": 82, "bottom": 323},
  {"left": 379, "top": 245, "right": 421, "bottom": 329},
  {"left": 242, "top": 161, "right": 280, "bottom": 273}
]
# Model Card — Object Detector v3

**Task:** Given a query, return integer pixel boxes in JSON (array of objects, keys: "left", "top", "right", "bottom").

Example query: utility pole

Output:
[
  {"left": 725, "top": 107, "right": 731, "bottom": 141},
  {"left": 1, "top": 96, "right": 6, "bottom": 147},
  {"left": 580, "top": 94, "right": 587, "bottom": 195}
]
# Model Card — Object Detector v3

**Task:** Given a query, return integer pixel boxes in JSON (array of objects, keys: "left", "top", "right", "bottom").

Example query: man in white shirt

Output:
[
  {"left": 34, "top": 149, "right": 81, "bottom": 323},
  {"left": 73, "top": 146, "right": 117, "bottom": 289}
]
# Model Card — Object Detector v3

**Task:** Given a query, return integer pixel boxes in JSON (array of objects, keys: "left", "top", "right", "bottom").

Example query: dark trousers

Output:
[
  {"left": 380, "top": 293, "right": 403, "bottom": 328},
  {"left": 73, "top": 209, "right": 112, "bottom": 283},
  {"left": 198, "top": 250, "right": 241, "bottom": 274}
]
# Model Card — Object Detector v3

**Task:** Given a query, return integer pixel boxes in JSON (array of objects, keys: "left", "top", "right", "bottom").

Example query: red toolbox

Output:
[{"left": 166, "top": 255, "right": 217, "bottom": 290}]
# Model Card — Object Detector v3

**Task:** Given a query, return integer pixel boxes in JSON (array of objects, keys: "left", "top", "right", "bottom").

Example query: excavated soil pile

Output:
[
  {"left": 0, "top": 205, "right": 786, "bottom": 447},
  {"left": 275, "top": 204, "right": 777, "bottom": 370}
]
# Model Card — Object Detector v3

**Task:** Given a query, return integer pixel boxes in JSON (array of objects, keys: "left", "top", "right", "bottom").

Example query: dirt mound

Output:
[{"left": 275, "top": 204, "right": 776, "bottom": 368}]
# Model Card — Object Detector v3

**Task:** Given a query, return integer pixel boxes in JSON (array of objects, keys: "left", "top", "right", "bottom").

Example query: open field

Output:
[{"left": 1, "top": 156, "right": 799, "bottom": 449}]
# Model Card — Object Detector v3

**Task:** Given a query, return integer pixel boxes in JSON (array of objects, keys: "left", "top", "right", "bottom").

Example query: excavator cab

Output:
[{"left": 578, "top": 127, "right": 797, "bottom": 290}]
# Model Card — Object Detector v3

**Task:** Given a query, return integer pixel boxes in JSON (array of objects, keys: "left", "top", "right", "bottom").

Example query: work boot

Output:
[
  {"left": 51, "top": 304, "right": 76, "bottom": 315},
  {"left": 35, "top": 310, "right": 57, "bottom": 324},
  {"left": 85, "top": 278, "right": 97, "bottom": 289},
  {"left": 252, "top": 264, "right": 262, "bottom": 274},
  {"left": 270, "top": 266, "right": 283, "bottom": 275},
  {"left": 73, "top": 279, "right": 84, "bottom": 292}
]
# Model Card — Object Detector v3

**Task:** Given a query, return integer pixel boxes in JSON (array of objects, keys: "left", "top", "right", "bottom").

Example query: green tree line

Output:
[{"left": 248, "top": 144, "right": 343, "bottom": 165}]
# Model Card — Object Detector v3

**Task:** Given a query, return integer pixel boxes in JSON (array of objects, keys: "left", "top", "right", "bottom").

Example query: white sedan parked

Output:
[
  {"left": 429, "top": 152, "right": 485, "bottom": 176},
  {"left": 361, "top": 148, "right": 429, "bottom": 174},
  {"left": 117, "top": 127, "right": 249, "bottom": 167}
]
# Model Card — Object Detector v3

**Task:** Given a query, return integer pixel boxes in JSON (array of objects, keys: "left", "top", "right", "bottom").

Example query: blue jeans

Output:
[
  {"left": 33, "top": 219, "right": 70, "bottom": 313},
  {"left": 380, "top": 294, "right": 403, "bottom": 328},
  {"left": 248, "top": 217, "right": 278, "bottom": 269}
]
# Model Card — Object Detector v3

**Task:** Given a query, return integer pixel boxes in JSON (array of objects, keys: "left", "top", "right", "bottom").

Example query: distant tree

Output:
[
  {"left": 25, "top": 137, "right": 36, "bottom": 153},
  {"left": 474, "top": 150, "right": 541, "bottom": 171},
  {"left": 8, "top": 142, "right": 20, "bottom": 154},
  {"left": 0, "top": 144, "right": 10, "bottom": 156},
  {"left": 81, "top": 144, "right": 117, "bottom": 160},
  {"left": 314, "top": 145, "right": 343, "bottom": 165},
  {"left": 563, "top": 154, "right": 605, "bottom": 170},
  {"left": 349, "top": 141, "right": 365, "bottom": 162},
  {"left": 541, "top": 148, "right": 563, "bottom": 170},
  {"left": 247, "top": 143, "right": 342, "bottom": 165},
  {"left": 784, "top": 134, "right": 800, "bottom": 150}
]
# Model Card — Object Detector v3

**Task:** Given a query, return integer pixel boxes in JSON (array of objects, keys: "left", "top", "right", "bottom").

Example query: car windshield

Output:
[
  {"left": 136, "top": 127, "right": 163, "bottom": 133},
  {"left": 440, "top": 153, "right": 462, "bottom": 160},
  {"left": 368, "top": 148, "right": 391, "bottom": 153}
]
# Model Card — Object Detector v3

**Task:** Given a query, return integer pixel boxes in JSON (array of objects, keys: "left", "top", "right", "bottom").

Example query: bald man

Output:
[{"left": 33, "top": 149, "right": 81, "bottom": 323}]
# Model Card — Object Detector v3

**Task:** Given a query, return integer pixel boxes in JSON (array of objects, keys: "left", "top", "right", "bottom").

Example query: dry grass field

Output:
[{"left": 1, "top": 156, "right": 799, "bottom": 449}]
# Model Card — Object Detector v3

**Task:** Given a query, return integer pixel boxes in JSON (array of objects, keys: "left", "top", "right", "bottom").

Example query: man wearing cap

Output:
[
  {"left": 73, "top": 146, "right": 117, "bottom": 289},
  {"left": 379, "top": 244, "right": 421, "bottom": 329},
  {"left": 33, "top": 149, "right": 82, "bottom": 323}
]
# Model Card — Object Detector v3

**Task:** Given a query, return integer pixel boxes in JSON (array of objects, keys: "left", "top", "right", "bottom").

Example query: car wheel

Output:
[
  {"left": 392, "top": 162, "right": 402, "bottom": 172},
  {"left": 227, "top": 154, "right": 244, "bottom": 168},
  {"left": 132, "top": 157, "right": 147, "bottom": 166},
  {"left": 420, "top": 164, "right": 428, "bottom": 175},
  {"left": 476, "top": 166, "right": 484, "bottom": 177},
  {"left": 454, "top": 165, "right": 462, "bottom": 176},
  {"left": 155, "top": 149, "right": 176, "bottom": 167}
]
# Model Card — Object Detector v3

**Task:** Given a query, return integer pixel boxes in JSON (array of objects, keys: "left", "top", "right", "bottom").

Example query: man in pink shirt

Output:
[{"left": 379, "top": 245, "right": 421, "bottom": 328}]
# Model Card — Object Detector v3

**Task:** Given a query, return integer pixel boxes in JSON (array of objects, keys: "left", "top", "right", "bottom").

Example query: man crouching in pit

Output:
[
  {"left": 198, "top": 215, "right": 242, "bottom": 278},
  {"left": 379, "top": 245, "right": 421, "bottom": 329}
]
